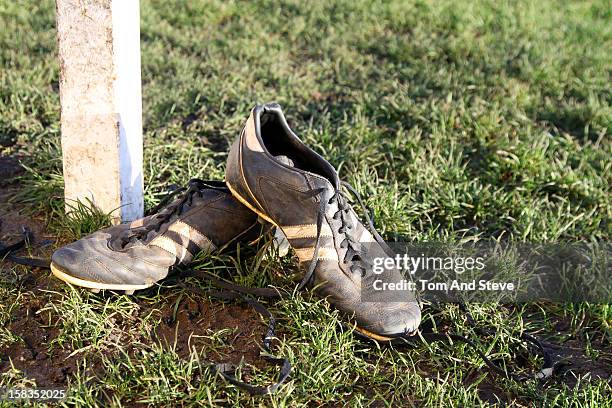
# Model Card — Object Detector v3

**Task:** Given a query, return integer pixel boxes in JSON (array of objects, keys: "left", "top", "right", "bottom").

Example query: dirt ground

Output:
[
  {"left": 0, "top": 155, "right": 269, "bottom": 391},
  {"left": 0, "top": 275, "right": 268, "bottom": 389},
  {"left": 0, "top": 260, "right": 269, "bottom": 390}
]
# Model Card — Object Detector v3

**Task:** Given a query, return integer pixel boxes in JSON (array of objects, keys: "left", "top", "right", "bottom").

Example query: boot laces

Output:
[
  {"left": 117, "top": 179, "right": 223, "bottom": 248},
  {"left": 298, "top": 181, "right": 393, "bottom": 289}
]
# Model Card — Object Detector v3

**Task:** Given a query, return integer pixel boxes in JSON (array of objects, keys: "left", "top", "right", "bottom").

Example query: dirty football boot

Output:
[
  {"left": 225, "top": 103, "right": 421, "bottom": 339},
  {"left": 50, "top": 180, "right": 260, "bottom": 293}
]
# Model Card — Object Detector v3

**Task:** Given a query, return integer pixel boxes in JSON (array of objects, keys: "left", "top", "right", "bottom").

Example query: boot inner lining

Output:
[{"left": 260, "top": 113, "right": 336, "bottom": 184}]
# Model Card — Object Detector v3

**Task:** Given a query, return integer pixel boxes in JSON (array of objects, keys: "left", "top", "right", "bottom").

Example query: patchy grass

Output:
[{"left": 0, "top": 0, "right": 610, "bottom": 406}]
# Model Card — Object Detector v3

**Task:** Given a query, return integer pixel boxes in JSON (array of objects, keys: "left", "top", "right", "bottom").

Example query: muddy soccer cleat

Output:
[
  {"left": 225, "top": 103, "right": 421, "bottom": 339},
  {"left": 50, "top": 180, "right": 260, "bottom": 293}
]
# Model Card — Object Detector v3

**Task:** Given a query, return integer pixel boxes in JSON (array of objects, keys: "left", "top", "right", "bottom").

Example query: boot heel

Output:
[{"left": 226, "top": 182, "right": 277, "bottom": 226}]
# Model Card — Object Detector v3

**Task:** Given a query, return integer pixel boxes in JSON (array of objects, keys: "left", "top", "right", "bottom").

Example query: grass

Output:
[{"left": 1, "top": 0, "right": 611, "bottom": 406}]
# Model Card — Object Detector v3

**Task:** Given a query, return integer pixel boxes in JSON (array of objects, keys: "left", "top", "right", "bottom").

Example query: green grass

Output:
[{"left": 1, "top": 0, "right": 610, "bottom": 406}]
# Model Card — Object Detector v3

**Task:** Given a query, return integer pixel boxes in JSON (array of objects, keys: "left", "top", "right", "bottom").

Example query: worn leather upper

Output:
[
  {"left": 51, "top": 181, "right": 259, "bottom": 285},
  {"left": 226, "top": 104, "right": 421, "bottom": 336}
]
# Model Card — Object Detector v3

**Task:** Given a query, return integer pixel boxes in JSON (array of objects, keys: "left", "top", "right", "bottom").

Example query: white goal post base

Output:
[{"left": 56, "top": 0, "right": 144, "bottom": 223}]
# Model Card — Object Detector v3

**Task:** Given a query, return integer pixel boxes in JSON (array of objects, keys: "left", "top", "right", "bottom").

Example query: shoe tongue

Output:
[{"left": 274, "top": 155, "right": 294, "bottom": 167}]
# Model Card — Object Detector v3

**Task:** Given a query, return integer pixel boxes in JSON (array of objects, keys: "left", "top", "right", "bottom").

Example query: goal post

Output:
[{"left": 56, "top": 0, "right": 144, "bottom": 223}]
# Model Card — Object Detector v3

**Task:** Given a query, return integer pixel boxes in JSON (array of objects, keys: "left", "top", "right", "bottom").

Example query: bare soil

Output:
[
  {"left": 0, "top": 163, "right": 270, "bottom": 390},
  {"left": 153, "top": 295, "right": 267, "bottom": 366}
]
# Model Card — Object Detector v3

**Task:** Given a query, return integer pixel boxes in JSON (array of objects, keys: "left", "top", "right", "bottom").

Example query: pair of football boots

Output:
[{"left": 51, "top": 104, "right": 421, "bottom": 339}]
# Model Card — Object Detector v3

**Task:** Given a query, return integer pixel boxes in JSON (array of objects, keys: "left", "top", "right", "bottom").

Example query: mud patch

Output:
[
  {"left": 153, "top": 294, "right": 268, "bottom": 368},
  {"left": 539, "top": 313, "right": 611, "bottom": 386},
  {"left": 543, "top": 338, "right": 612, "bottom": 386},
  {"left": 0, "top": 298, "right": 79, "bottom": 388},
  {"left": 0, "top": 185, "right": 76, "bottom": 389},
  {"left": 0, "top": 266, "right": 87, "bottom": 388},
  {"left": 0, "top": 272, "right": 273, "bottom": 390},
  {"left": 476, "top": 380, "right": 508, "bottom": 405},
  {"left": 0, "top": 186, "right": 49, "bottom": 246},
  {"left": 0, "top": 155, "right": 23, "bottom": 182}
]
